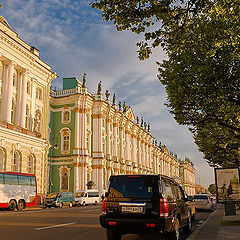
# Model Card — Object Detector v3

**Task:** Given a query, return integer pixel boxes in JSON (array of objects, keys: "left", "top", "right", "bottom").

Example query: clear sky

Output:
[{"left": 1, "top": 0, "right": 214, "bottom": 188}]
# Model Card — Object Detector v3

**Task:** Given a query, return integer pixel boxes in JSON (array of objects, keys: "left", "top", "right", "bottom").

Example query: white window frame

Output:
[
  {"left": 60, "top": 128, "right": 71, "bottom": 154},
  {"left": 36, "top": 87, "right": 42, "bottom": 101},
  {"left": 27, "top": 154, "right": 35, "bottom": 174},
  {"left": 0, "top": 148, "right": 5, "bottom": 172},
  {"left": 12, "top": 151, "right": 20, "bottom": 172}
]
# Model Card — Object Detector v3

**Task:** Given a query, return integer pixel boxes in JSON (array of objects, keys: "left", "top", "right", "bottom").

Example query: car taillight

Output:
[
  {"left": 160, "top": 198, "right": 169, "bottom": 217},
  {"left": 102, "top": 198, "right": 107, "bottom": 214}
]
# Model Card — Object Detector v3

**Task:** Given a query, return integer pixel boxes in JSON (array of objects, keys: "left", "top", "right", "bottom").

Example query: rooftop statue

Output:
[
  {"left": 118, "top": 102, "right": 122, "bottom": 111},
  {"left": 97, "top": 81, "right": 102, "bottom": 94},
  {"left": 113, "top": 93, "right": 116, "bottom": 105},
  {"left": 136, "top": 116, "right": 139, "bottom": 124},
  {"left": 105, "top": 90, "right": 110, "bottom": 100},
  {"left": 82, "top": 73, "right": 86, "bottom": 87},
  {"left": 123, "top": 101, "right": 127, "bottom": 112},
  {"left": 141, "top": 117, "right": 144, "bottom": 127}
]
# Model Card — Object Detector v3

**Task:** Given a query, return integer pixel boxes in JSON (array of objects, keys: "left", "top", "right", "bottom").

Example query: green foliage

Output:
[
  {"left": 91, "top": 0, "right": 240, "bottom": 167},
  {"left": 208, "top": 183, "right": 216, "bottom": 195}
]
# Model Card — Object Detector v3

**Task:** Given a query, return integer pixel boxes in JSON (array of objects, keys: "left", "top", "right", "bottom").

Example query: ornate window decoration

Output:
[
  {"left": 0, "top": 148, "right": 6, "bottom": 172},
  {"left": 27, "top": 81, "right": 31, "bottom": 94},
  {"left": 34, "top": 109, "right": 41, "bottom": 132},
  {"left": 58, "top": 166, "right": 70, "bottom": 191},
  {"left": 27, "top": 154, "right": 35, "bottom": 174},
  {"left": 36, "top": 87, "right": 42, "bottom": 100},
  {"left": 60, "top": 128, "right": 71, "bottom": 154},
  {"left": 12, "top": 151, "right": 20, "bottom": 172},
  {"left": 25, "top": 104, "right": 30, "bottom": 129},
  {"left": 62, "top": 110, "right": 71, "bottom": 124}
]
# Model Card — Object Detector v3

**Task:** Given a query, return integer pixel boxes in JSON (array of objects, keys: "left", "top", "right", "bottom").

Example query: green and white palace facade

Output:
[
  {"left": 0, "top": 16, "right": 195, "bottom": 199},
  {"left": 49, "top": 77, "right": 196, "bottom": 196}
]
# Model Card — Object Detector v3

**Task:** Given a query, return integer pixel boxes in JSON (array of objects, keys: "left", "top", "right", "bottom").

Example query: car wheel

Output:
[
  {"left": 59, "top": 202, "right": 63, "bottom": 208},
  {"left": 69, "top": 202, "right": 73, "bottom": 208},
  {"left": 167, "top": 219, "right": 180, "bottom": 240},
  {"left": 8, "top": 200, "right": 17, "bottom": 211},
  {"left": 94, "top": 201, "right": 97, "bottom": 205},
  {"left": 17, "top": 200, "right": 25, "bottom": 211},
  {"left": 183, "top": 212, "right": 192, "bottom": 234},
  {"left": 106, "top": 229, "right": 122, "bottom": 240}
]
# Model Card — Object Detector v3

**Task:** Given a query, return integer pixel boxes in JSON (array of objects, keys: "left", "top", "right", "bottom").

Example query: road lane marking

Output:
[
  {"left": 82, "top": 209, "right": 100, "bottom": 212},
  {"left": 35, "top": 222, "right": 77, "bottom": 230}
]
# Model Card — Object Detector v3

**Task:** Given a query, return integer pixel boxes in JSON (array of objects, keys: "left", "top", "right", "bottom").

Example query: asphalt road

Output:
[{"left": 0, "top": 205, "right": 213, "bottom": 240}]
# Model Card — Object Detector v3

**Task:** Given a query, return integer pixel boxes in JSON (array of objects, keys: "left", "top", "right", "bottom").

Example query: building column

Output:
[
  {"left": 15, "top": 71, "right": 22, "bottom": 126},
  {"left": 92, "top": 165, "right": 98, "bottom": 189},
  {"left": 74, "top": 109, "right": 80, "bottom": 154},
  {"left": 30, "top": 79, "right": 36, "bottom": 130},
  {"left": 112, "top": 122, "right": 118, "bottom": 162},
  {"left": 18, "top": 70, "right": 28, "bottom": 127},
  {"left": 0, "top": 62, "right": 9, "bottom": 121},
  {"left": 4, "top": 61, "right": 15, "bottom": 123},
  {"left": 98, "top": 166, "right": 104, "bottom": 197}
]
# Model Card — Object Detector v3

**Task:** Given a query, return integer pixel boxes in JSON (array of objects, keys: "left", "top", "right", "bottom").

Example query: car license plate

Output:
[{"left": 121, "top": 206, "right": 143, "bottom": 213}]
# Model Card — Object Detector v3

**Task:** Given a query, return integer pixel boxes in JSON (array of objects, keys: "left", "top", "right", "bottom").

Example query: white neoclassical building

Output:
[{"left": 0, "top": 17, "right": 56, "bottom": 199}]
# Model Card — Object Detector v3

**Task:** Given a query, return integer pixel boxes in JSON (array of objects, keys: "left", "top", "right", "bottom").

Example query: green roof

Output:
[{"left": 63, "top": 77, "right": 82, "bottom": 90}]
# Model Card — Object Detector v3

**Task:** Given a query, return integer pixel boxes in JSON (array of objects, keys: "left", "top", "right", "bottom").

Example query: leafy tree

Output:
[
  {"left": 208, "top": 183, "right": 216, "bottom": 195},
  {"left": 91, "top": 0, "right": 240, "bottom": 166}
]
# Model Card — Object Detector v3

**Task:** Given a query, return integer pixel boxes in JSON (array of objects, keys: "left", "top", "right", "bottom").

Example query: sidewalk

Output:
[
  {"left": 24, "top": 205, "right": 44, "bottom": 211},
  {"left": 187, "top": 204, "right": 240, "bottom": 240}
]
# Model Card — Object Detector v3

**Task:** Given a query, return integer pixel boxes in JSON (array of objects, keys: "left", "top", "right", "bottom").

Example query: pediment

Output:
[
  {"left": 125, "top": 107, "right": 135, "bottom": 121},
  {"left": 0, "top": 16, "right": 13, "bottom": 30}
]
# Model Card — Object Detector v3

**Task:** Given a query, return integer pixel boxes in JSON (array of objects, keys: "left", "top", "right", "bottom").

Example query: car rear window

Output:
[
  {"left": 108, "top": 176, "right": 158, "bottom": 199},
  {"left": 194, "top": 195, "right": 208, "bottom": 200}
]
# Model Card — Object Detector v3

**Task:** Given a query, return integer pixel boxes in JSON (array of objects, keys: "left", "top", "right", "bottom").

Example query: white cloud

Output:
[{"left": 2, "top": 0, "right": 215, "bottom": 188}]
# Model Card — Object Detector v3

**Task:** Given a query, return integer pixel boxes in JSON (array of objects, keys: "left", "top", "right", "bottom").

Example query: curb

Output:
[{"left": 186, "top": 207, "right": 220, "bottom": 240}]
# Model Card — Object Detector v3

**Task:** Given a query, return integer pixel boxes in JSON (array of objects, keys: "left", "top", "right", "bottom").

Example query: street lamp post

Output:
[{"left": 48, "top": 138, "right": 59, "bottom": 194}]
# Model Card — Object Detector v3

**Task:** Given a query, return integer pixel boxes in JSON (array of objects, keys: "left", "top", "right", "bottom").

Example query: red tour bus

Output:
[{"left": 0, "top": 172, "right": 37, "bottom": 211}]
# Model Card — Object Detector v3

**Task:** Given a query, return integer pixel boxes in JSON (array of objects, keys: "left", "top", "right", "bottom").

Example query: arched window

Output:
[
  {"left": 63, "top": 135, "right": 70, "bottom": 151},
  {"left": 36, "top": 87, "right": 42, "bottom": 100},
  {"left": 12, "top": 152, "right": 20, "bottom": 172},
  {"left": 28, "top": 154, "right": 34, "bottom": 174},
  {"left": 59, "top": 166, "right": 70, "bottom": 191},
  {"left": 25, "top": 104, "right": 30, "bottom": 129},
  {"left": 34, "top": 110, "right": 41, "bottom": 132},
  {"left": 60, "top": 128, "right": 71, "bottom": 154},
  {"left": 0, "top": 148, "right": 5, "bottom": 171}
]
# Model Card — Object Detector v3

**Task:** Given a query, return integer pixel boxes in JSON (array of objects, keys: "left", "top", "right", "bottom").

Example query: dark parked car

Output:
[{"left": 99, "top": 174, "right": 192, "bottom": 240}]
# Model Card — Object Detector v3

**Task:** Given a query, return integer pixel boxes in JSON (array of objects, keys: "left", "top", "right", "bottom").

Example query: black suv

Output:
[{"left": 99, "top": 174, "right": 192, "bottom": 240}]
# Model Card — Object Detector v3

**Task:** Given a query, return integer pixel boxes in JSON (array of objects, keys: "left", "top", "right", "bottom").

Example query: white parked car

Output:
[
  {"left": 74, "top": 190, "right": 100, "bottom": 206},
  {"left": 193, "top": 194, "right": 213, "bottom": 211}
]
